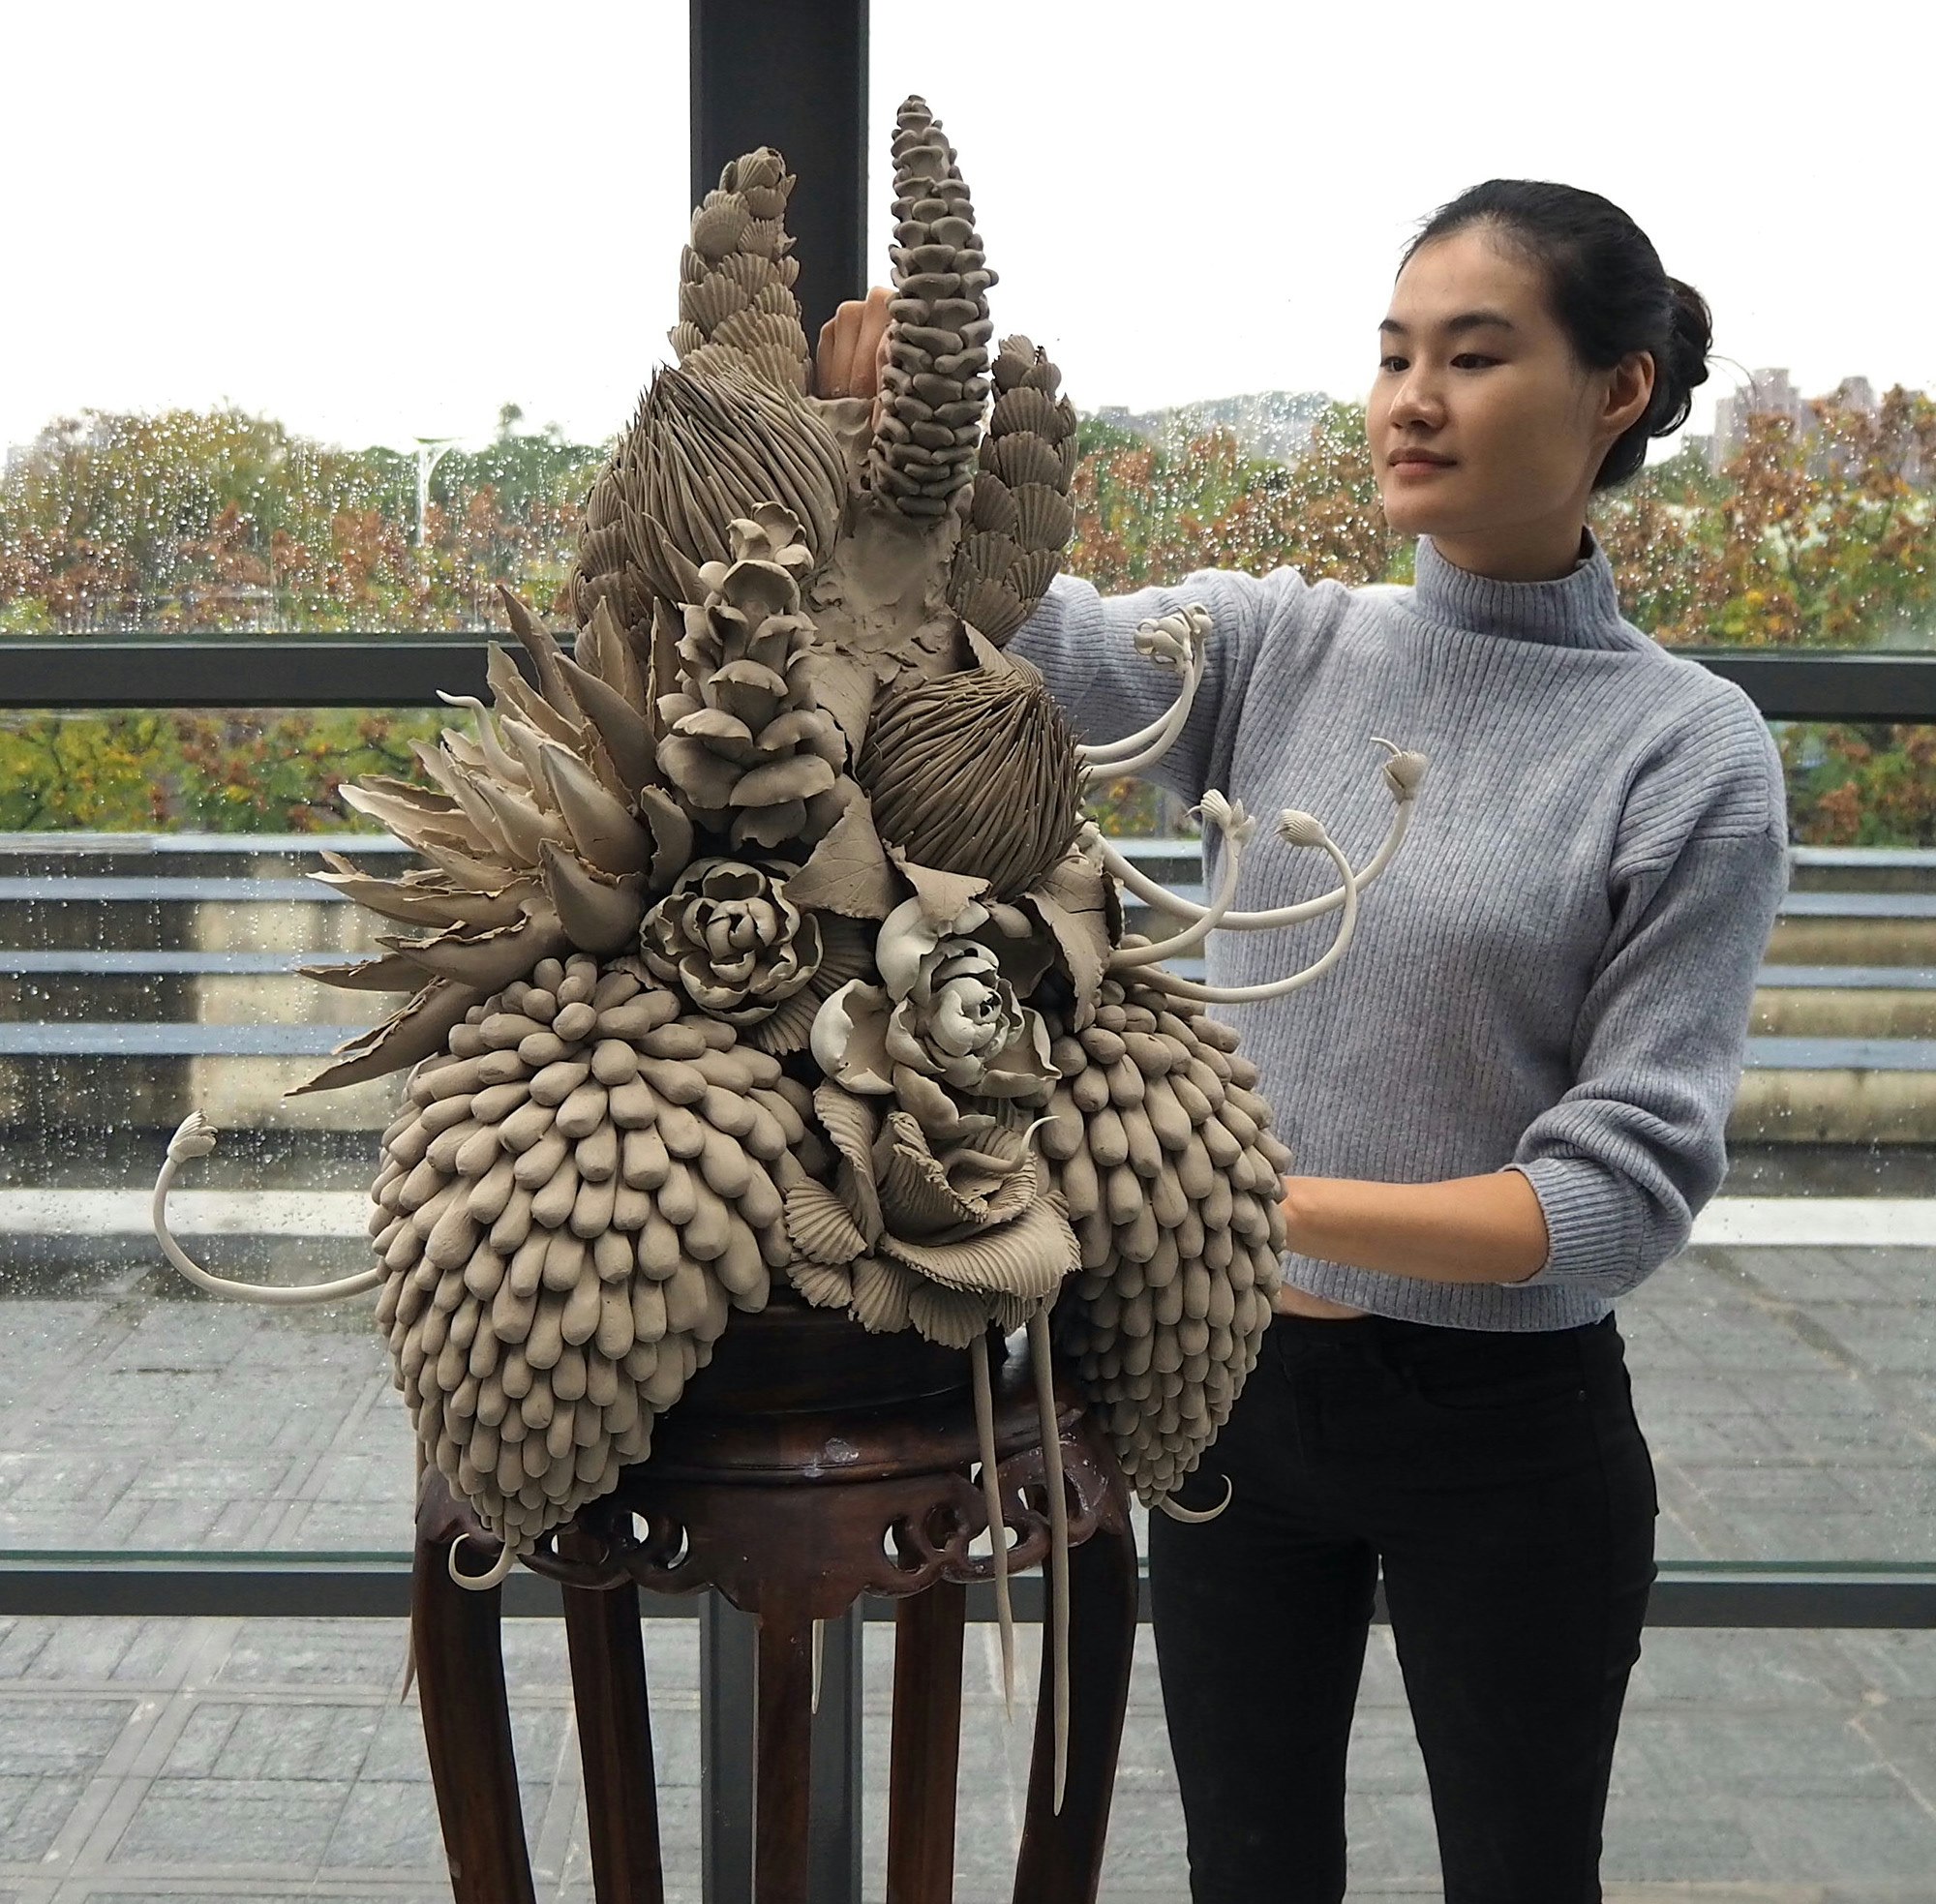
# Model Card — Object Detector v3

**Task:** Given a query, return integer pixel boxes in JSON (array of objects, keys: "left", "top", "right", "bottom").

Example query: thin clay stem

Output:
[
  {"left": 811, "top": 1619, "right": 824, "bottom": 1717},
  {"left": 1074, "top": 608, "right": 1208, "bottom": 771},
  {"left": 1076, "top": 655, "right": 1205, "bottom": 776},
  {"left": 1074, "top": 645, "right": 1201, "bottom": 761},
  {"left": 1028, "top": 1307, "right": 1070, "bottom": 1813},
  {"left": 153, "top": 1113, "right": 382, "bottom": 1306},
  {"left": 1096, "top": 737, "right": 1421, "bottom": 932},
  {"left": 1155, "top": 1474, "right": 1234, "bottom": 1524},
  {"left": 1141, "top": 827, "right": 1361, "bottom": 1004},
  {"left": 970, "top": 1330, "right": 1015, "bottom": 1718},
  {"left": 1096, "top": 834, "right": 1205, "bottom": 920},
  {"left": 1109, "top": 794, "right": 1253, "bottom": 970}
]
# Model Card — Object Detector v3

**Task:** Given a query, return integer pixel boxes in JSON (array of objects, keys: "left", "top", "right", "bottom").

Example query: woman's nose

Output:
[{"left": 1389, "top": 374, "right": 1441, "bottom": 428}]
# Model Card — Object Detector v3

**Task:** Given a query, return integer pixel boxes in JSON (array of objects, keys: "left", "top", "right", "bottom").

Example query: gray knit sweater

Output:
[{"left": 1010, "top": 531, "right": 1790, "bottom": 1331}]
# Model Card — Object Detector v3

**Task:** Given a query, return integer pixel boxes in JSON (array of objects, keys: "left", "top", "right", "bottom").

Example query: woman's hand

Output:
[
  {"left": 1275, "top": 1179, "right": 1369, "bottom": 1316},
  {"left": 814, "top": 286, "right": 893, "bottom": 409}
]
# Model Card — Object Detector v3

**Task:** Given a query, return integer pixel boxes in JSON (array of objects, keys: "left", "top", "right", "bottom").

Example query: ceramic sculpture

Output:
[{"left": 153, "top": 96, "right": 1426, "bottom": 1787}]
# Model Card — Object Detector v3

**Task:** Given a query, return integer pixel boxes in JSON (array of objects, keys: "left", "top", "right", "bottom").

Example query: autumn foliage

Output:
[{"left": 2, "top": 388, "right": 1932, "bottom": 840}]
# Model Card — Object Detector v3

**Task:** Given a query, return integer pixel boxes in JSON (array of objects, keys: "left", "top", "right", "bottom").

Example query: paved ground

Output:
[
  {"left": 1, "top": 1240, "right": 1933, "bottom": 1896},
  {"left": 0, "top": 1615, "right": 1931, "bottom": 1900},
  {"left": 3, "top": 1242, "right": 1932, "bottom": 1565}
]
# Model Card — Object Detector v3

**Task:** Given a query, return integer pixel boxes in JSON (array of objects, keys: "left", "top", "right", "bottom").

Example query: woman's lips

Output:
[{"left": 1391, "top": 458, "right": 1453, "bottom": 477}]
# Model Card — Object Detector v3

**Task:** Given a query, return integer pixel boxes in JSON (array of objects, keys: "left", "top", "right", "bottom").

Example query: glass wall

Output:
[
  {"left": 4, "top": 3, "right": 1933, "bottom": 1896},
  {"left": 0, "top": 719, "right": 420, "bottom": 1555}
]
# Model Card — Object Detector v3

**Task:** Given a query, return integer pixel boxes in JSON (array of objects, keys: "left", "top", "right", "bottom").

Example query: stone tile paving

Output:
[
  {"left": 0, "top": 1614, "right": 1931, "bottom": 1899},
  {"left": 3, "top": 1245, "right": 1934, "bottom": 1563},
  {"left": 1, "top": 1241, "right": 1933, "bottom": 1894}
]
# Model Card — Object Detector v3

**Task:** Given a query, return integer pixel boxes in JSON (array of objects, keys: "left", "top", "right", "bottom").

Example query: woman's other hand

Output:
[{"left": 814, "top": 286, "right": 893, "bottom": 408}]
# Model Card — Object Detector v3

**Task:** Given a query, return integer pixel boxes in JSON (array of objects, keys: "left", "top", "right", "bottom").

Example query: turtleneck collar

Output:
[{"left": 1407, "top": 527, "right": 1641, "bottom": 650}]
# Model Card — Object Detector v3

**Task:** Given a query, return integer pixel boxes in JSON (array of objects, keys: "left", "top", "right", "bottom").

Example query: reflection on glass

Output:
[
  {"left": 1060, "top": 395, "right": 1936, "bottom": 653},
  {"left": 0, "top": 715, "right": 1931, "bottom": 1561}
]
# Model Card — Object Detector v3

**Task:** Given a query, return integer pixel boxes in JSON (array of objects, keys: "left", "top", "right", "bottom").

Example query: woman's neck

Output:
[{"left": 1424, "top": 517, "right": 1591, "bottom": 583}]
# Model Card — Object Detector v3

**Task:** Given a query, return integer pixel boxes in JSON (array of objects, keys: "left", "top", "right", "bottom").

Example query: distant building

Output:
[
  {"left": 1710, "top": 368, "right": 1810, "bottom": 473},
  {"left": 1090, "top": 390, "right": 1334, "bottom": 466},
  {"left": 1708, "top": 369, "right": 1911, "bottom": 478}
]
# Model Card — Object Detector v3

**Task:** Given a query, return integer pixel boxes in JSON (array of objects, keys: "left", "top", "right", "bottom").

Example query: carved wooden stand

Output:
[{"left": 410, "top": 1296, "right": 1139, "bottom": 1904}]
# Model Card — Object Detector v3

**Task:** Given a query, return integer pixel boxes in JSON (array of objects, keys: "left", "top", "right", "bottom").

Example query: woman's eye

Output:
[
  {"left": 1451, "top": 353, "right": 1498, "bottom": 370},
  {"left": 1378, "top": 355, "right": 1407, "bottom": 374}
]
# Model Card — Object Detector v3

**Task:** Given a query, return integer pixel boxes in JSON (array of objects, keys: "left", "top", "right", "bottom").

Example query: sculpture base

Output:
[{"left": 410, "top": 1300, "right": 1138, "bottom": 1904}]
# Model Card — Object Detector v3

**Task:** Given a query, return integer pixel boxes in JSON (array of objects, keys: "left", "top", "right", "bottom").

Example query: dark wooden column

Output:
[{"left": 689, "top": 0, "right": 869, "bottom": 343}]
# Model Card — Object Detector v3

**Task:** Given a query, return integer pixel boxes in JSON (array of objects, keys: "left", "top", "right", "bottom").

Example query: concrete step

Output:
[
  {"left": 10, "top": 963, "right": 1933, "bottom": 1041},
  {"left": 1752, "top": 980, "right": 1936, "bottom": 1039},
  {"left": 11, "top": 1186, "right": 1927, "bottom": 1249},
  {"left": 4, "top": 831, "right": 1929, "bottom": 881},
  {"left": 0, "top": 831, "right": 412, "bottom": 877},
  {"left": 6, "top": 838, "right": 1936, "bottom": 1141},
  {"left": 1786, "top": 842, "right": 1936, "bottom": 892},
  {"left": 5, "top": 1030, "right": 1936, "bottom": 1143},
  {"left": 10, "top": 877, "right": 1926, "bottom": 966}
]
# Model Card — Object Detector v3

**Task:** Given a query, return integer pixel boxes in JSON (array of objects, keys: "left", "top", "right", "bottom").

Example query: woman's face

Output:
[{"left": 1366, "top": 225, "right": 1653, "bottom": 572}]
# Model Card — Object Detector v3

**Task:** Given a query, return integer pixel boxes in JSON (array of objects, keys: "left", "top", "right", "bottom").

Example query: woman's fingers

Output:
[
  {"left": 814, "top": 302, "right": 862, "bottom": 397},
  {"left": 858, "top": 285, "right": 893, "bottom": 397},
  {"left": 814, "top": 287, "right": 894, "bottom": 399}
]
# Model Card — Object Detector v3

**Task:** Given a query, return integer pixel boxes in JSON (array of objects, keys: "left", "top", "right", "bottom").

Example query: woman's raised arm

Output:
[{"left": 815, "top": 292, "right": 1305, "bottom": 807}]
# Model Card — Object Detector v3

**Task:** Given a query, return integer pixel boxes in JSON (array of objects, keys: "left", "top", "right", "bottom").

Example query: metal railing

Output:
[{"left": 5, "top": 635, "right": 1936, "bottom": 716}]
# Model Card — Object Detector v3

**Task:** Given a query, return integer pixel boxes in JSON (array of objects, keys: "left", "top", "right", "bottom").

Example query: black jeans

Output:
[{"left": 1148, "top": 1310, "right": 1657, "bottom": 1904}]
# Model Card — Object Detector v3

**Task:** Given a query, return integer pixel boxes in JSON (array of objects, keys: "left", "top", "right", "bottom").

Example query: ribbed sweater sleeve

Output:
[
  {"left": 1504, "top": 691, "right": 1791, "bottom": 1299},
  {"left": 1011, "top": 529, "right": 1792, "bottom": 1330}
]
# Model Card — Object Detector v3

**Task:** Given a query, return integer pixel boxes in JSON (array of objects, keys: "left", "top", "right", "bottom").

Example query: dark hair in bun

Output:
[{"left": 1403, "top": 180, "right": 1711, "bottom": 490}]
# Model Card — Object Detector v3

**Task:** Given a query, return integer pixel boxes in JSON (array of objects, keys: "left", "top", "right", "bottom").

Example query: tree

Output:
[
  {"left": 0, "top": 405, "right": 608, "bottom": 634},
  {"left": 3, "top": 385, "right": 1932, "bottom": 842}
]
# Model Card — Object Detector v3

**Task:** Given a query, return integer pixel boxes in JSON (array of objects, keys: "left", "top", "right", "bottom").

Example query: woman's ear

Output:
[{"left": 1603, "top": 350, "right": 1655, "bottom": 438}]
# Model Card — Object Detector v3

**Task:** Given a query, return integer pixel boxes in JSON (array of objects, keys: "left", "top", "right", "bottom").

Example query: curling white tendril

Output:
[
  {"left": 1098, "top": 736, "right": 1426, "bottom": 931},
  {"left": 1075, "top": 605, "right": 1212, "bottom": 782},
  {"left": 1142, "top": 807, "right": 1364, "bottom": 1005},
  {"left": 1109, "top": 791, "right": 1256, "bottom": 970},
  {"left": 1071, "top": 601, "right": 1426, "bottom": 1003},
  {"left": 151, "top": 1112, "right": 384, "bottom": 1306}
]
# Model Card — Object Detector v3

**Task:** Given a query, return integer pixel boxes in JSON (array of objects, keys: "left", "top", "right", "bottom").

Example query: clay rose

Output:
[
  {"left": 783, "top": 1078, "right": 1078, "bottom": 1348},
  {"left": 808, "top": 895, "right": 1056, "bottom": 1102},
  {"left": 640, "top": 857, "right": 822, "bottom": 1026}
]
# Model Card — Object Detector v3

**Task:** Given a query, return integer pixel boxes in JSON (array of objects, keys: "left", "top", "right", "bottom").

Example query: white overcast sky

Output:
[{"left": 3, "top": 0, "right": 1930, "bottom": 457}]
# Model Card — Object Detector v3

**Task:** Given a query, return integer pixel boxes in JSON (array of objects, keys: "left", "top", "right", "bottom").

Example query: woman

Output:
[{"left": 819, "top": 180, "right": 1789, "bottom": 1903}]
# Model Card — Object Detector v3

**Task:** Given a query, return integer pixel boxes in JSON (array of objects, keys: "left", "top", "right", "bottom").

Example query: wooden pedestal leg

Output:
[
  {"left": 886, "top": 1579, "right": 967, "bottom": 1904},
  {"left": 560, "top": 1525, "right": 664, "bottom": 1904},
  {"left": 753, "top": 1596, "right": 816, "bottom": 1904},
  {"left": 411, "top": 1523, "right": 537, "bottom": 1904},
  {"left": 1010, "top": 1466, "right": 1139, "bottom": 1904}
]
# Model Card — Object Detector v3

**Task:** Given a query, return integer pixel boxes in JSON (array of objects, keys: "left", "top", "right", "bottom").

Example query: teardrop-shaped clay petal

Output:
[
  {"left": 539, "top": 843, "right": 646, "bottom": 955},
  {"left": 849, "top": 1254, "right": 915, "bottom": 1334}
]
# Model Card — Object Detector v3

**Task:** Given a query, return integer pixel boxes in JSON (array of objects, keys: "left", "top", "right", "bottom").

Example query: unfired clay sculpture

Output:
[{"left": 153, "top": 96, "right": 1426, "bottom": 1796}]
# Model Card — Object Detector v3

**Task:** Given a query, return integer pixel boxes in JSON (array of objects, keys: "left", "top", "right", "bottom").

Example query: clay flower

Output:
[
  {"left": 641, "top": 858, "right": 820, "bottom": 1021},
  {"left": 639, "top": 858, "right": 870, "bottom": 1055},
  {"left": 809, "top": 896, "right": 1056, "bottom": 1103},
  {"left": 784, "top": 1078, "right": 1077, "bottom": 1348}
]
